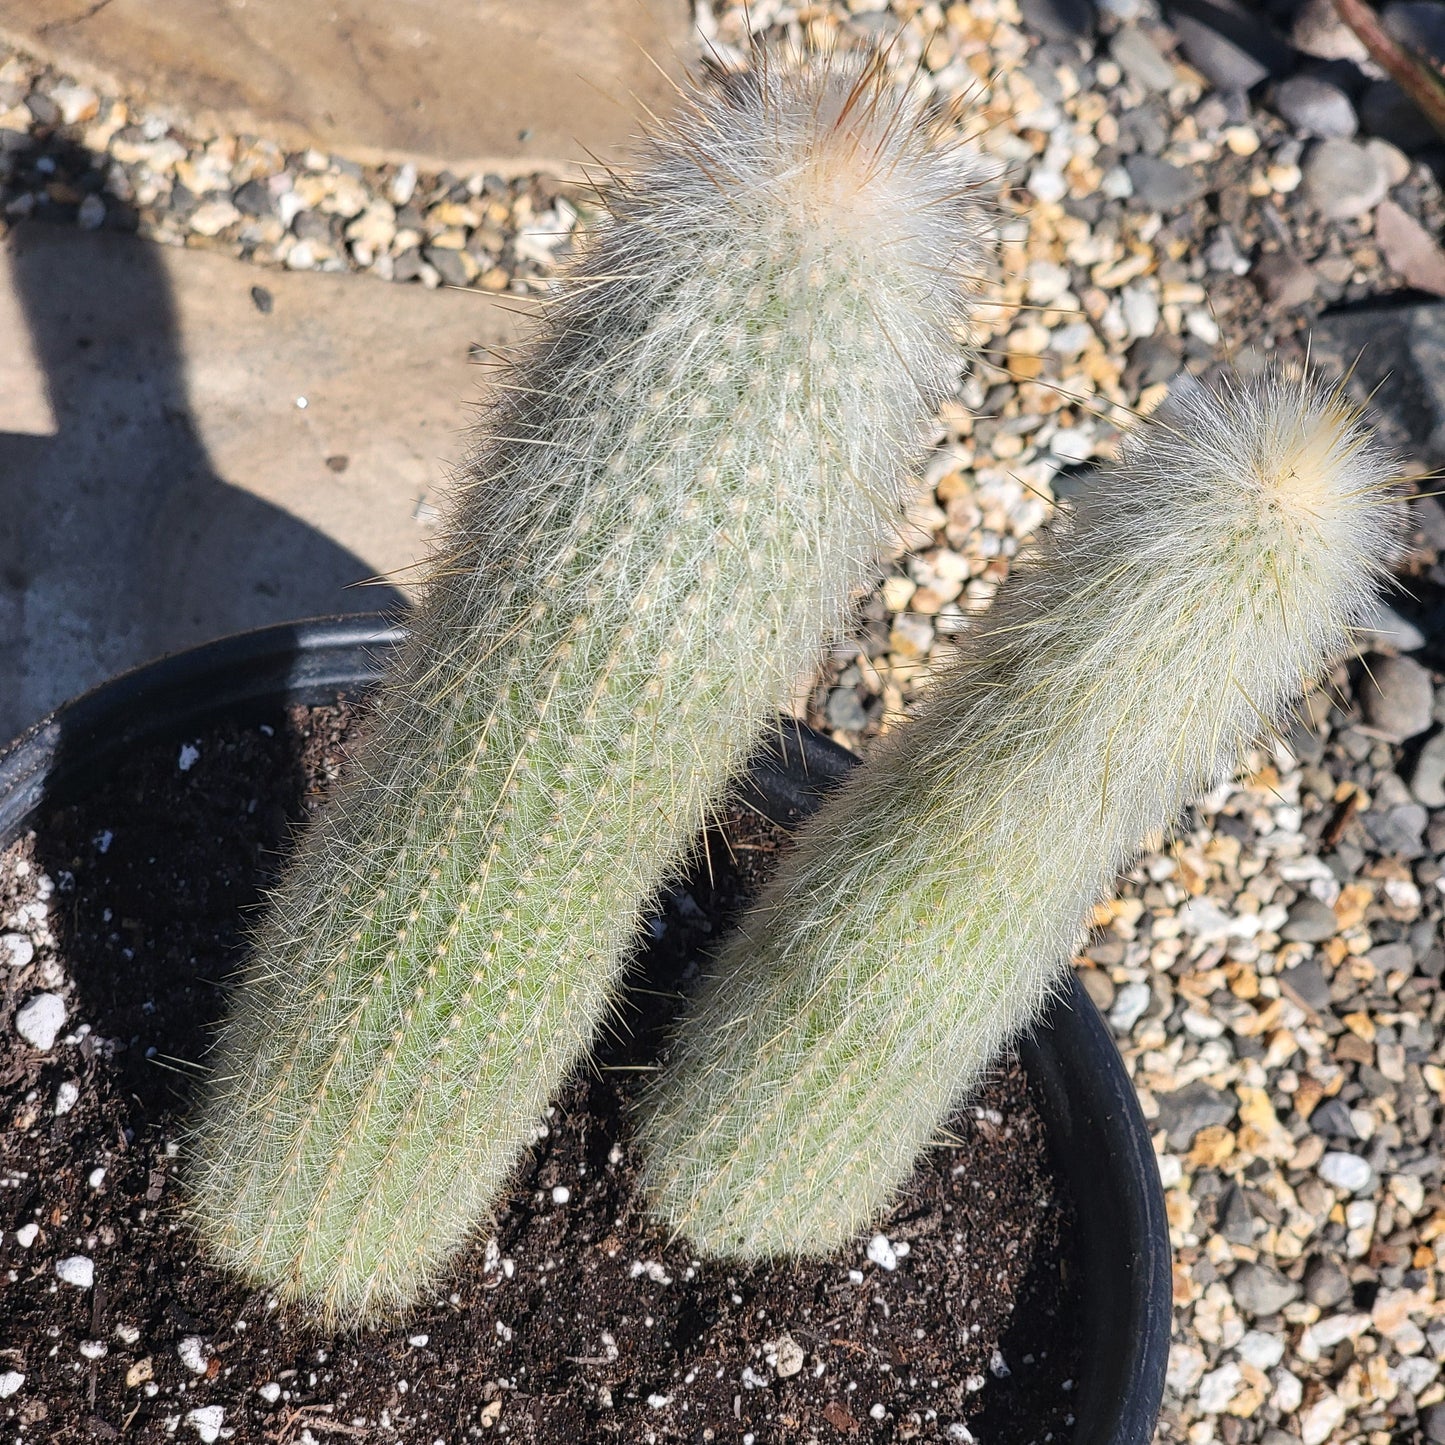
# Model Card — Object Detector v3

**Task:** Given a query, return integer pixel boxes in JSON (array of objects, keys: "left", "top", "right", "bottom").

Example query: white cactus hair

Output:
[
  {"left": 187, "top": 48, "right": 999, "bottom": 1323},
  {"left": 638, "top": 365, "right": 1406, "bottom": 1260}
]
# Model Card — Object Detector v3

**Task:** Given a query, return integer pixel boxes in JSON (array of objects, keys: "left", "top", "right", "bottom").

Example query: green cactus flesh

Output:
[
  {"left": 186, "top": 60, "right": 994, "bottom": 1323},
  {"left": 638, "top": 370, "right": 1403, "bottom": 1259}
]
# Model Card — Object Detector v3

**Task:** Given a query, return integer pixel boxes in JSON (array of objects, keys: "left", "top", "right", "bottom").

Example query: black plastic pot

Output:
[{"left": 0, "top": 615, "right": 1171, "bottom": 1443}]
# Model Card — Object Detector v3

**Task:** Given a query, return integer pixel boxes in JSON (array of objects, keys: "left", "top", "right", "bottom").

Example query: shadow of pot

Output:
[{"left": 0, "top": 614, "right": 1172, "bottom": 1444}]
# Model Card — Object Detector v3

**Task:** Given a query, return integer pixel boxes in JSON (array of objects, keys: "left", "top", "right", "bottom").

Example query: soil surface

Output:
[{"left": 0, "top": 699, "right": 1081, "bottom": 1444}]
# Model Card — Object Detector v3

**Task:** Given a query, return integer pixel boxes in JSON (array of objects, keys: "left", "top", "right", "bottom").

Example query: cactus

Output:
[
  {"left": 639, "top": 368, "right": 1404, "bottom": 1259},
  {"left": 186, "top": 57, "right": 996, "bottom": 1323}
]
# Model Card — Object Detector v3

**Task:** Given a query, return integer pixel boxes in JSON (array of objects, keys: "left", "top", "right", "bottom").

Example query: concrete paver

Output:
[
  {"left": 0, "top": 220, "right": 526, "bottom": 743},
  {"left": 0, "top": 0, "right": 691, "bottom": 176}
]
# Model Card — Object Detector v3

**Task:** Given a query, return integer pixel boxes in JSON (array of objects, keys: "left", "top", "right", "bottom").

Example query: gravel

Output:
[{"left": 6, "top": 1, "right": 1445, "bottom": 1440}]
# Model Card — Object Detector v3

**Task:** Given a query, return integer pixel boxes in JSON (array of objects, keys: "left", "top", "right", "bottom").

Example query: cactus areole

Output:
[{"left": 186, "top": 58, "right": 996, "bottom": 1324}]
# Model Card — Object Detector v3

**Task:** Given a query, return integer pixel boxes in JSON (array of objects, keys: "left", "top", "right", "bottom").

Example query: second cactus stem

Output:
[
  {"left": 638, "top": 369, "right": 1403, "bottom": 1260},
  {"left": 186, "top": 58, "right": 994, "bottom": 1323}
]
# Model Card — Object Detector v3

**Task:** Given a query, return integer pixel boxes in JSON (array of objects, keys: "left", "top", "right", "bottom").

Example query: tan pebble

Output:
[
  {"left": 1172, "top": 1261, "right": 1200, "bottom": 1305},
  {"left": 935, "top": 470, "right": 974, "bottom": 503},
  {"left": 1187, "top": 1125, "right": 1236, "bottom": 1168},
  {"left": 1268, "top": 163, "right": 1303, "bottom": 194},
  {"left": 1079, "top": 967, "right": 1115, "bottom": 1011},
  {"left": 1093, "top": 251, "right": 1154, "bottom": 289},
  {"left": 1228, "top": 1385, "right": 1267, "bottom": 1417},
  {"left": 881, "top": 576, "right": 917, "bottom": 613},
  {"left": 431, "top": 200, "right": 482, "bottom": 229},
  {"left": 291, "top": 173, "right": 330, "bottom": 209},
  {"left": 1223, "top": 126, "right": 1260, "bottom": 156},
  {"left": 889, "top": 615, "right": 935, "bottom": 661},
  {"left": 911, "top": 582, "right": 961, "bottom": 614},
  {"left": 51, "top": 82, "right": 100, "bottom": 125},
  {"left": 126, "top": 1358, "right": 153, "bottom": 1388},
  {"left": 1006, "top": 322, "right": 1050, "bottom": 354},
  {"left": 1342, "top": 1011, "right": 1376, "bottom": 1043}
]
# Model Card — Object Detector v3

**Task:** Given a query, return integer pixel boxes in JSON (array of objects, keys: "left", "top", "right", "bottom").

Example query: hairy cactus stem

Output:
[
  {"left": 638, "top": 367, "right": 1405, "bottom": 1259},
  {"left": 187, "top": 54, "right": 997, "bottom": 1323}
]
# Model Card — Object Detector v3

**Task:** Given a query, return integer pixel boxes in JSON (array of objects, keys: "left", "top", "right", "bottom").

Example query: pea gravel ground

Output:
[{"left": 4, "top": 0, "right": 1445, "bottom": 1441}]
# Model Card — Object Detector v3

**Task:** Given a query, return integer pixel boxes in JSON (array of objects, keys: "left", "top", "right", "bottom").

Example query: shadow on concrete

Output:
[{"left": 0, "top": 129, "right": 404, "bottom": 745}]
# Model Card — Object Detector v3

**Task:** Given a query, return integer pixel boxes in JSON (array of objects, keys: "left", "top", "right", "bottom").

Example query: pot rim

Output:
[{"left": 0, "top": 614, "right": 1171, "bottom": 1443}]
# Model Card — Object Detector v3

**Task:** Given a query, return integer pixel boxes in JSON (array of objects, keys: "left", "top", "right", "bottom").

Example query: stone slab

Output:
[
  {"left": 1311, "top": 303, "right": 1445, "bottom": 467},
  {"left": 1, "top": 0, "right": 691, "bottom": 176},
  {"left": 0, "top": 220, "right": 526, "bottom": 744}
]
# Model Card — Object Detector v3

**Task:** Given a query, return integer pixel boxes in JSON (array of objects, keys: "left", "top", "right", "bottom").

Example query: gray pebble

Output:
[
  {"left": 1124, "top": 154, "right": 1207, "bottom": 210},
  {"left": 24, "top": 93, "right": 58, "bottom": 126},
  {"left": 1111, "top": 26, "right": 1178, "bottom": 91},
  {"left": 1301, "top": 1254, "right": 1352, "bottom": 1308},
  {"left": 1019, "top": 0, "right": 1095, "bottom": 40},
  {"left": 1364, "top": 802, "right": 1428, "bottom": 856},
  {"left": 232, "top": 179, "right": 275, "bottom": 217},
  {"left": 1303, "top": 138, "right": 1390, "bottom": 220},
  {"left": 1229, "top": 1261, "right": 1300, "bottom": 1316},
  {"left": 1155, "top": 1080, "right": 1236, "bottom": 1149},
  {"left": 1109, "top": 980, "right": 1152, "bottom": 1032},
  {"left": 1311, "top": 304, "right": 1445, "bottom": 462},
  {"left": 825, "top": 687, "right": 869, "bottom": 732},
  {"left": 1358, "top": 599, "right": 1426, "bottom": 653},
  {"left": 392, "top": 247, "right": 427, "bottom": 282},
  {"left": 1368, "top": 941, "right": 1414, "bottom": 973},
  {"left": 1279, "top": 957, "right": 1331, "bottom": 1009},
  {"left": 1251, "top": 251, "right": 1318, "bottom": 309},
  {"left": 1098, "top": 0, "right": 1151, "bottom": 20},
  {"left": 1281, "top": 896, "right": 1337, "bottom": 943},
  {"left": 1273, "top": 74, "right": 1358, "bottom": 138},
  {"left": 1362, "top": 654, "right": 1434, "bottom": 741},
  {"left": 1169, "top": 0, "right": 1290, "bottom": 90},
  {"left": 1309, "top": 1097, "right": 1358, "bottom": 1139},
  {"left": 1218, "top": 1183, "right": 1256, "bottom": 1245},
  {"left": 1411, "top": 730, "right": 1445, "bottom": 807},
  {"left": 424, "top": 246, "right": 472, "bottom": 288},
  {"left": 1203, "top": 226, "right": 1250, "bottom": 275},
  {"left": 1423, "top": 1404, "right": 1445, "bottom": 1445}
]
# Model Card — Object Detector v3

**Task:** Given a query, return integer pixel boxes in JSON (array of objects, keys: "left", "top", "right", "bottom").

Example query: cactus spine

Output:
[
  {"left": 187, "top": 58, "right": 995, "bottom": 1323},
  {"left": 639, "top": 369, "right": 1403, "bottom": 1259}
]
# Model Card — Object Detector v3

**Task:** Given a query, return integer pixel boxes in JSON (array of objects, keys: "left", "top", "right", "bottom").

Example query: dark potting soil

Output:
[{"left": 0, "top": 699, "right": 1082, "bottom": 1445}]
